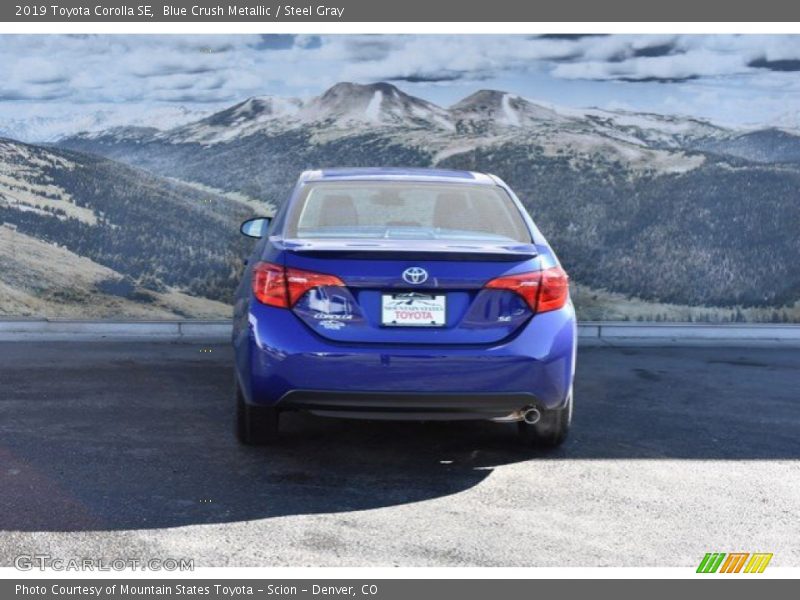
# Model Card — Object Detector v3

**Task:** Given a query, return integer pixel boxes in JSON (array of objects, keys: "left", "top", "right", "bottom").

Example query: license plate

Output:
[{"left": 381, "top": 293, "right": 446, "bottom": 327}]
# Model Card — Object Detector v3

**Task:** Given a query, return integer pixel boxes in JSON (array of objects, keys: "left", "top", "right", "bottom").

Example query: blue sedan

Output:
[{"left": 233, "top": 168, "right": 576, "bottom": 447}]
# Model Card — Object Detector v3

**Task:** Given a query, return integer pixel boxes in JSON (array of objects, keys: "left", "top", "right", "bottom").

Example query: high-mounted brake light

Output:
[
  {"left": 252, "top": 262, "right": 345, "bottom": 308},
  {"left": 485, "top": 265, "right": 569, "bottom": 314}
]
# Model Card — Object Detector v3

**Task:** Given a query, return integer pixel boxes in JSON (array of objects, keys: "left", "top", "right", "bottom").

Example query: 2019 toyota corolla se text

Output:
[{"left": 232, "top": 168, "right": 576, "bottom": 447}]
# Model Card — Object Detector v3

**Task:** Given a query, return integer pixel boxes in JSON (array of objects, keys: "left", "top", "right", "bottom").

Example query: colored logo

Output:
[
  {"left": 402, "top": 267, "right": 428, "bottom": 285},
  {"left": 697, "top": 552, "right": 773, "bottom": 573}
]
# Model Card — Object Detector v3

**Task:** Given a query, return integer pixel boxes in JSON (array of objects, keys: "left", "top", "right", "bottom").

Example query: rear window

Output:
[{"left": 285, "top": 182, "right": 532, "bottom": 243}]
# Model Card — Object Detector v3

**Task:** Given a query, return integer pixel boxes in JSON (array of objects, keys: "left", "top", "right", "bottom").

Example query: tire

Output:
[
  {"left": 517, "top": 393, "right": 572, "bottom": 448},
  {"left": 235, "top": 377, "right": 279, "bottom": 445}
]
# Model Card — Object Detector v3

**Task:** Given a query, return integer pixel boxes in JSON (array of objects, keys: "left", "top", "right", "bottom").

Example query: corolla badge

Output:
[{"left": 402, "top": 267, "right": 429, "bottom": 285}]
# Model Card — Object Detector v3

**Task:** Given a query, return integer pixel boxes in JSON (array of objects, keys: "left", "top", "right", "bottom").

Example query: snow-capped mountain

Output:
[
  {"left": 559, "top": 107, "right": 730, "bottom": 148},
  {"left": 162, "top": 96, "right": 303, "bottom": 144},
  {"left": 57, "top": 81, "right": 800, "bottom": 181},
  {"left": 451, "top": 90, "right": 568, "bottom": 131},
  {"left": 300, "top": 82, "right": 454, "bottom": 130},
  {"left": 151, "top": 83, "right": 455, "bottom": 145},
  {"left": 200, "top": 80, "right": 457, "bottom": 138},
  {"left": 9, "top": 80, "right": 799, "bottom": 152},
  {"left": 143, "top": 82, "right": 737, "bottom": 150},
  {"left": 58, "top": 81, "right": 800, "bottom": 172},
  {"left": 0, "top": 105, "right": 212, "bottom": 144},
  {"left": 51, "top": 81, "right": 742, "bottom": 150}
]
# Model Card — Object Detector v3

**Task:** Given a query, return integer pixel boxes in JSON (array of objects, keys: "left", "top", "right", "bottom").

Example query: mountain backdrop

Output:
[{"left": 2, "top": 82, "right": 799, "bottom": 320}]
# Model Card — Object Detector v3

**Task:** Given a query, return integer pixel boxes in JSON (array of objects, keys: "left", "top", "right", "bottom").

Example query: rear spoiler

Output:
[{"left": 281, "top": 240, "right": 539, "bottom": 262}]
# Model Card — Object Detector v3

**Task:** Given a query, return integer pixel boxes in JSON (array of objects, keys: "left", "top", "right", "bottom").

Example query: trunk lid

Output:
[{"left": 278, "top": 238, "right": 540, "bottom": 345}]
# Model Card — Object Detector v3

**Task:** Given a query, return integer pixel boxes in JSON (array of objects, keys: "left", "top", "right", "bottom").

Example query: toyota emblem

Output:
[{"left": 402, "top": 267, "right": 429, "bottom": 285}]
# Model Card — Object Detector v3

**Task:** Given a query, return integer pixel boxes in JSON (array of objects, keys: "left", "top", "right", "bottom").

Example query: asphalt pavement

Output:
[{"left": 0, "top": 341, "right": 798, "bottom": 567}]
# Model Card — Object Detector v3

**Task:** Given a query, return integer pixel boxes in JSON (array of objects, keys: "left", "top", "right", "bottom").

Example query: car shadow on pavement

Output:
[
  {"left": 0, "top": 342, "right": 798, "bottom": 532},
  {"left": 0, "top": 412, "right": 538, "bottom": 532}
]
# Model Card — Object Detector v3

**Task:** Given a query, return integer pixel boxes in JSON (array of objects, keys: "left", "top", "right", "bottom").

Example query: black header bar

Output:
[{"left": 3, "top": 0, "right": 800, "bottom": 22}]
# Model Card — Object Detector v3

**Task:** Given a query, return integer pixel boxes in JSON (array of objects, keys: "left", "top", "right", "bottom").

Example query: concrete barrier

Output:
[
  {"left": 177, "top": 320, "right": 232, "bottom": 340},
  {"left": 1, "top": 318, "right": 799, "bottom": 346},
  {"left": 0, "top": 319, "right": 218, "bottom": 342},
  {"left": 579, "top": 322, "right": 800, "bottom": 347}
]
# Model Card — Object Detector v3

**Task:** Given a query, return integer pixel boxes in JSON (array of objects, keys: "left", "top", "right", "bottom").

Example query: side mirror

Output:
[{"left": 240, "top": 217, "right": 272, "bottom": 239}]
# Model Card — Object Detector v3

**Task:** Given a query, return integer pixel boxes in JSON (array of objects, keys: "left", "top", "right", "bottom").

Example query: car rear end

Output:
[{"left": 233, "top": 168, "right": 576, "bottom": 445}]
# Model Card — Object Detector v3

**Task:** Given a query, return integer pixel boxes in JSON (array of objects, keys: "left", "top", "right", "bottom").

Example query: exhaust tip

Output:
[{"left": 522, "top": 407, "right": 541, "bottom": 425}]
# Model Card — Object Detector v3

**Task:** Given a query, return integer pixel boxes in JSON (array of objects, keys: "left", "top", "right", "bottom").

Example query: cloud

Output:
[
  {"left": 536, "top": 36, "right": 788, "bottom": 85},
  {"left": 293, "top": 35, "right": 800, "bottom": 88},
  {"left": 255, "top": 34, "right": 297, "bottom": 50},
  {"left": 328, "top": 36, "right": 579, "bottom": 86},
  {"left": 535, "top": 34, "right": 609, "bottom": 40},
  {"left": 547, "top": 35, "right": 800, "bottom": 82},
  {"left": 128, "top": 61, "right": 221, "bottom": 78},
  {"left": 0, "top": 88, "right": 71, "bottom": 101},
  {"left": 748, "top": 57, "right": 800, "bottom": 71},
  {"left": 342, "top": 37, "right": 400, "bottom": 62},
  {"left": 552, "top": 49, "right": 749, "bottom": 82},
  {"left": 0, "top": 34, "right": 799, "bottom": 128},
  {"left": 619, "top": 75, "right": 699, "bottom": 83},
  {"left": 1, "top": 34, "right": 797, "bottom": 100},
  {"left": 631, "top": 42, "right": 677, "bottom": 59},
  {"left": 0, "top": 35, "right": 278, "bottom": 104},
  {"left": 295, "top": 35, "right": 323, "bottom": 50},
  {"left": 387, "top": 70, "right": 495, "bottom": 83}
]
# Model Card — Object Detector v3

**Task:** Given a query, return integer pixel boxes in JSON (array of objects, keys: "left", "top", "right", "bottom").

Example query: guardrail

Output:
[
  {"left": 1, "top": 318, "right": 799, "bottom": 346},
  {"left": 0, "top": 319, "right": 230, "bottom": 342},
  {"left": 577, "top": 322, "right": 800, "bottom": 346}
]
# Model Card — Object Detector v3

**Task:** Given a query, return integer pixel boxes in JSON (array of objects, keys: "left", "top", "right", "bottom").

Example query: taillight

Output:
[
  {"left": 252, "top": 262, "right": 345, "bottom": 308},
  {"left": 252, "top": 262, "right": 288, "bottom": 307},
  {"left": 285, "top": 266, "right": 346, "bottom": 306},
  {"left": 537, "top": 265, "right": 570, "bottom": 313},
  {"left": 485, "top": 265, "right": 569, "bottom": 314},
  {"left": 485, "top": 271, "right": 542, "bottom": 311}
]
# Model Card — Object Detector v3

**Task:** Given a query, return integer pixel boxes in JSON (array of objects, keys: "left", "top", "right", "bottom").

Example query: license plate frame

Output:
[{"left": 381, "top": 292, "right": 447, "bottom": 327}]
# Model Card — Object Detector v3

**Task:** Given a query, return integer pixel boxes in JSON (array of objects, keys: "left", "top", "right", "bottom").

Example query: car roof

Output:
[{"left": 299, "top": 167, "right": 497, "bottom": 185}]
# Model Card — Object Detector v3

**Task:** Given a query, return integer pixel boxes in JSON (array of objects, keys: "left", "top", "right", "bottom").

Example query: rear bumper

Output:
[
  {"left": 277, "top": 390, "right": 541, "bottom": 420},
  {"left": 234, "top": 301, "right": 576, "bottom": 414}
]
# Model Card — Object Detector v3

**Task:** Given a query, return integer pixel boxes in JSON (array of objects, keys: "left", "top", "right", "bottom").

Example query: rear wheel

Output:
[
  {"left": 235, "top": 378, "right": 279, "bottom": 445},
  {"left": 517, "top": 393, "right": 572, "bottom": 448}
]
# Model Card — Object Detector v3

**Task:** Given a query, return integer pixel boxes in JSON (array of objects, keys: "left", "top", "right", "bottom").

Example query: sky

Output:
[{"left": 1, "top": 34, "right": 800, "bottom": 134}]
